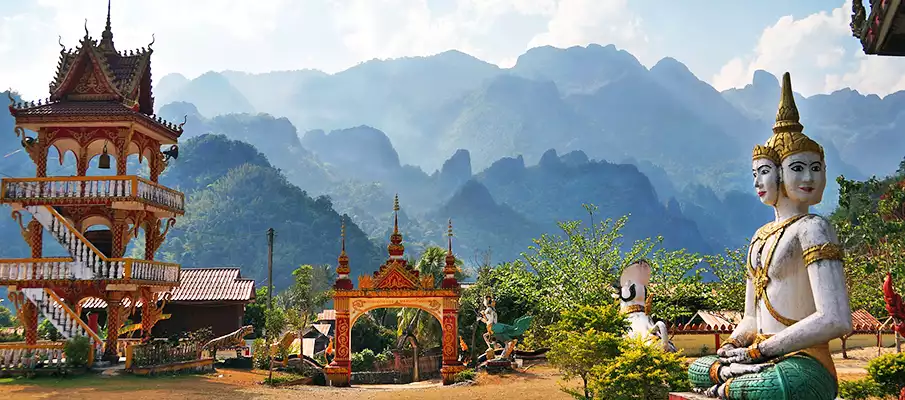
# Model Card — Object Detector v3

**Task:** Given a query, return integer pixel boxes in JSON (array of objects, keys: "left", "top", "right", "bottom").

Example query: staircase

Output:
[
  {"left": 26, "top": 205, "right": 124, "bottom": 280},
  {"left": 21, "top": 288, "right": 104, "bottom": 356}
]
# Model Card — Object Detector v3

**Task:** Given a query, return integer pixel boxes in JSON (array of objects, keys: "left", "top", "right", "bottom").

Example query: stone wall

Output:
[{"left": 351, "top": 371, "right": 410, "bottom": 385}]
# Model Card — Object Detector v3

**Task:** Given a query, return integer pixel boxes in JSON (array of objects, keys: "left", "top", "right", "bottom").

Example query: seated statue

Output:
[
  {"left": 614, "top": 259, "right": 676, "bottom": 352},
  {"left": 687, "top": 72, "right": 853, "bottom": 400}
]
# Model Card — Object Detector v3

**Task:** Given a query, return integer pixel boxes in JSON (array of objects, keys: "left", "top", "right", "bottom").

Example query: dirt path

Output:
[{"left": 0, "top": 366, "right": 573, "bottom": 400}]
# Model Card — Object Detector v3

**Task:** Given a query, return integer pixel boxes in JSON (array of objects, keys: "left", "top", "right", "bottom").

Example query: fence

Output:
[
  {"left": 0, "top": 342, "right": 67, "bottom": 375},
  {"left": 126, "top": 340, "right": 202, "bottom": 369}
]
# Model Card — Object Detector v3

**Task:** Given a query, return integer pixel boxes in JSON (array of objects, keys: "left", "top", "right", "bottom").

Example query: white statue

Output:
[
  {"left": 477, "top": 295, "right": 499, "bottom": 356},
  {"left": 688, "top": 72, "right": 852, "bottom": 400},
  {"left": 615, "top": 259, "right": 676, "bottom": 352}
]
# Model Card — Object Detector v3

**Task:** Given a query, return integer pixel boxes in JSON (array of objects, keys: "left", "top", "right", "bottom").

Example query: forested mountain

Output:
[{"left": 155, "top": 134, "right": 383, "bottom": 290}]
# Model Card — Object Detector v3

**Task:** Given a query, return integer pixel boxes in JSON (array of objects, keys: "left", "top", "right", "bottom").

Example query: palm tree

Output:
[{"left": 395, "top": 246, "right": 466, "bottom": 350}]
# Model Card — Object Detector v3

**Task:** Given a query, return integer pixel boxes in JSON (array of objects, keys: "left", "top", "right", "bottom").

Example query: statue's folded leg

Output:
[{"left": 689, "top": 354, "right": 837, "bottom": 400}]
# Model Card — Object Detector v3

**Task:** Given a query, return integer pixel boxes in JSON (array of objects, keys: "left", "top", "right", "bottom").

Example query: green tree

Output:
[
  {"left": 244, "top": 287, "right": 269, "bottom": 338},
  {"left": 702, "top": 246, "right": 748, "bottom": 313},
  {"left": 278, "top": 264, "right": 333, "bottom": 346},
  {"left": 547, "top": 303, "right": 629, "bottom": 399},
  {"left": 0, "top": 305, "right": 15, "bottom": 327}
]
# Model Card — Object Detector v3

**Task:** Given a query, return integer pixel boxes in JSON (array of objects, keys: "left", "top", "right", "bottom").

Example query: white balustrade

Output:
[
  {"left": 0, "top": 260, "right": 76, "bottom": 280},
  {"left": 2, "top": 177, "right": 183, "bottom": 212},
  {"left": 0, "top": 346, "right": 65, "bottom": 370}
]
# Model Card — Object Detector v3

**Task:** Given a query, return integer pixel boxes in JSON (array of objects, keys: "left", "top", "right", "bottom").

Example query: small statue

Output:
[
  {"left": 883, "top": 272, "right": 905, "bottom": 338},
  {"left": 687, "top": 72, "right": 852, "bottom": 400},
  {"left": 614, "top": 259, "right": 676, "bottom": 352},
  {"left": 477, "top": 295, "right": 533, "bottom": 361}
]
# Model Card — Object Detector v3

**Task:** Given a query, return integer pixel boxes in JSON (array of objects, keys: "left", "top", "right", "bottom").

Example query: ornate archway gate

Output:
[{"left": 325, "top": 197, "right": 465, "bottom": 386}]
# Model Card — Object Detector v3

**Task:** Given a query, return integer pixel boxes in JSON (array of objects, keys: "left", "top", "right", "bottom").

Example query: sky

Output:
[{"left": 3, "top": 0, "right": 905, "bottom": 101}]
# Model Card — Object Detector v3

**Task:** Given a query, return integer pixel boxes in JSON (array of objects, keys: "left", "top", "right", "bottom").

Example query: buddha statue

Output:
[{"left": 687, "top": 72, "right": 853, "bottom": 399}]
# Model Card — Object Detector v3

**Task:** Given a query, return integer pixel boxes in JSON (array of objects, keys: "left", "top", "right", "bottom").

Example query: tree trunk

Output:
[
  {"left": 841, "top": 335, "right": 849, "bottom": 359},
  {"left": 582, "top": 375, "right": 589, "bottom": 399},
  {"left": 897, "top": 331, "right": 903, "bottom": 353}
]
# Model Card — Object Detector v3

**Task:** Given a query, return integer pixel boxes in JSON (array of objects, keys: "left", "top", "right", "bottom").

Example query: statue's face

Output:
[
  {"left": 781, "top": 151, "right": 826, "bottom": 206},
  {"left": 752, "top": 158, "right": 780, "bottom": 206}
]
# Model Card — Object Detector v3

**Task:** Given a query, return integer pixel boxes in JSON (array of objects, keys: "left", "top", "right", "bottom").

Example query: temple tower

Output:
[{"left": 1, "top": 1, "right": 183, "bottom": 363}]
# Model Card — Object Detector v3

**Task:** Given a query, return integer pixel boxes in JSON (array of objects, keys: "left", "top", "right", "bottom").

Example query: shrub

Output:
[
  {"left": 64, "top": 336, "right": 91, "bottom": 367},
  {"left": 351, "top": 348, "right": 376, "bottom": 371},
  {"left": 868, "top": 352, "right": 905, "bottom": 396},
  {"left": 454, "top": 368, "right": 476, "bottom": 383},
  {"left": 838, "top": 377, "right": 884, "bottom": 400},
  {"left": 589, "top": 337, "right": 690, "bottom": 400},
  {"left": 38, "top": 320, "right": 61, "bottom": 341},
  {"left": 252, "top": 338, "right": 270, "bottom": 370}
]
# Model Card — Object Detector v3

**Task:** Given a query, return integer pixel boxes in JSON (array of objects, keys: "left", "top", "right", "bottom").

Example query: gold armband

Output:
[
  {"left": 802, "top": 243, "right": 844, "bottom": 267},
  {"left": 747, "top": 344, "right": 762, "bottom": 360},
  {"left": 721, "top": 337, "right": 744, "bottom": 348}
]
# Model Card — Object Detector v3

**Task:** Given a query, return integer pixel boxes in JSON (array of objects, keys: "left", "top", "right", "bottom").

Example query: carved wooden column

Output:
[
  {"left": 325, "top": 297, "right": 352, "bottom": 387},
  {"left": 144, "top": 217, "right": 159, "bottom": 260},
  {"left": 76, "top": 147, "right": 89, "bottom": 177},
  {"left": 440, "top": 296, "right": 465, "bottom": 385},
  {"left": 148, "top": 142, "right": 163, "bottom": 182},
  {"left": 104, "top": 291, "right": 124, "bottom": 362},
  {"left": 115, "top": 130, "right": 129, "bottom": 176},
  {"left": 111, "top": 210, "right": 126, "bottom": 258},
  {"left": 28, "top": 219, "right": 42, "bottom": 258},
  {"left": 9, "top": 292, "right": 38, "bottom": 345}
]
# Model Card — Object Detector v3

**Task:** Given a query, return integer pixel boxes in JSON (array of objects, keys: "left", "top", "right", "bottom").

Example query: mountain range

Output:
[{"left": 1, "top": 43, "right": 902, "bottom": 286}]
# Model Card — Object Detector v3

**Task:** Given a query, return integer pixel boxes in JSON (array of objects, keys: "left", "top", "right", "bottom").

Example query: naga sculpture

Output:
[
  {"left": 477, "top": 295, "right": 533, "bottom": 361},
  {"left": 687, "top": 72, "right": 853, "bottom": 399},
  {"left": 883, "top": 272, "right": 905, "bottom": 337},
  {"left": 614, "top": 259, "right": 676, "bottom": 352}
]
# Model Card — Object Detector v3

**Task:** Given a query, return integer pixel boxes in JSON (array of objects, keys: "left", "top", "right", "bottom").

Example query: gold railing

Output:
[{"left": 0, "top": 175, "right": 184, "bottom": 213}]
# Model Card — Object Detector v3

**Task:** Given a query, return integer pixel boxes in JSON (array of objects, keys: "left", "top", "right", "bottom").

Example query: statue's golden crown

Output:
[
  {"left": 765, "top": 72, "right": 824, "bottom": 161},
  {"left": 752, "top": 144, "right": 780, "bottom": 162}
]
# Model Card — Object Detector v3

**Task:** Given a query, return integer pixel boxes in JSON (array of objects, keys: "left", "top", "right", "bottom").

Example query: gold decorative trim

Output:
[
  {"left": 721, "top": 337, "right": 744, "bottom": 349},
  {"left": 746, "top": 344, "right": 762, "bottom": 360},
  {"left": 802, "top": 243, "right": 844, "bottom": 267},
  {"left": 751, "top": 214, "right": 810, "bottom": 327},
  {"left": 621, "top": 304, "right": 645, "bottom": 314},
  {"left": 709, "top": 359, "right": 722, "bottom": 384}
]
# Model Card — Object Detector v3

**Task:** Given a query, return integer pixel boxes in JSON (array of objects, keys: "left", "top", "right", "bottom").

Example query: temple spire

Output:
[
  {"left": 393, "top": 193, "right": 400, "bottom": 234},
  {"left": 99, "top": 0, "right": 117, "bottom": 53},
  {"left": 447, "top": 218, "right": 454, "bottom": 253}
]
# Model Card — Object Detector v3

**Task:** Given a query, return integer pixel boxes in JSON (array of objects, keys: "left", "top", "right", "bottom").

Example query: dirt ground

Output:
[
  {"left": 0, "top": 347, "right": 889, "bottom": 400},
  {"left": 0, "top": 364, "right": 574, "bottom": 400}
]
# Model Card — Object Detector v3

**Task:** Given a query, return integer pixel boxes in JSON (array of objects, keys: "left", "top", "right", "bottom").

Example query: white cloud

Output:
[
  {"left": 711, "top": 0, "right": 905, "bottom": 97},
  {"left": 527, "top": 0, "right": 650, "bottom": 64}
]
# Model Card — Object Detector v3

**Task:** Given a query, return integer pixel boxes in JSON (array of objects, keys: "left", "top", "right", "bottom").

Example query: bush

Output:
[
  {"left": 588, "top": 337, "right": 690, "bottom": 400},
  {"left": 64, "top": 336, "right": 91, "bottom": 367},
  {"left": 838, "top": 377, "right": 884, "bottom": 400},
  {"left": 454, "top": 368, "right": 476, "bottom": 383},
  {"left": 39, "top": 320, "right": 61, "bottom": 341},
  {"left": 252, "top": 338, "right": 270, "bottom": 370},
  {"left": 868, "top": 352, "right": 905, "bottom": 396},
  {"left": 351, "top": 349, "right": 376, "bottom": 371}
]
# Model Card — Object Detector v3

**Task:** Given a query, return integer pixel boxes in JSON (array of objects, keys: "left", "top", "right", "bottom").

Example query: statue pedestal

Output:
[
  {"left": 484, "top": 359, "right": 513, "bottom": 374},
  {"left": 669, "top": 393, "right": 710, "bottom": 400}
]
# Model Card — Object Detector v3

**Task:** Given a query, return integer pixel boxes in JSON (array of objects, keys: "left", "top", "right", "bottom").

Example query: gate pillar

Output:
[
  {"left": 440, "top": 297, "right": 465, "bottom": 385},
  {"left": 325, "top": 297, "right": 352, "bottom": 387}
]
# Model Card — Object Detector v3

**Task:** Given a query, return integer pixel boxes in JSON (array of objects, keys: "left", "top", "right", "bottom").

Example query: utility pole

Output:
[
  {"left": 267, "top": 228, "right": 274, "bottom": 310},
  {"left": 266, "top": 227, "right": 275, "bottom": 384}
]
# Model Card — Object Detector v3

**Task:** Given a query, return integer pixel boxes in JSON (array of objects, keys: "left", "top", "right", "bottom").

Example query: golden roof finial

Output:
[
  {"left": 393, "top": 193, "right": 400, "bottom": 234},
  {"left": 341, "top": 217, "right": 346, "bottom": 253},
  {"left": 447, "top": 218, "right": 454, "bottom": 253},
  {"left": 772, "top": 72, "right": 804, "bottom": 134}
]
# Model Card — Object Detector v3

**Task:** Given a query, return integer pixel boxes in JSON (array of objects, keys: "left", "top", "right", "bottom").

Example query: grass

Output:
[{"left": 0, "top": 372, "right": 203, "bottom": 390}]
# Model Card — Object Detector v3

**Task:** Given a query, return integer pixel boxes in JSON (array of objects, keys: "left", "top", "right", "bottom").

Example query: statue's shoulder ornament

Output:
[{"left": 796, "top": 214, "right": 845, "bottom": 268}]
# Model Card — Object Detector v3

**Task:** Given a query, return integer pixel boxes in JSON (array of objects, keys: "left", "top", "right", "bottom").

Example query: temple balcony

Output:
[
  {"left": 854, "top": 0, "right": 905, "bottom": 56},
  {"left": 0, "top": 175, "right": 184, "bottom": 217},
  {"left": 0, "top": 257, "right": 181, "bottom": 287}
]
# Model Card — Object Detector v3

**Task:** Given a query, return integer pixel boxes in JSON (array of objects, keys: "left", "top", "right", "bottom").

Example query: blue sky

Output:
[{"left": 2, "top": 0, "right": 904, "bottom": 101}]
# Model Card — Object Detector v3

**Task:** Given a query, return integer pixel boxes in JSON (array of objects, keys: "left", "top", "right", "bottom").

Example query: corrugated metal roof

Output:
[
  {"left": 694, "top": 310, "right": 742, "bottom": 328},
  {"left": 317, "top": 310, "right": 335, "bottom": 321},
  {"left": 81, "top": 267, "right": 256, "bottom": 309},
  {"left": 852, "top": 309, "right": 880, "bottom": 329}
]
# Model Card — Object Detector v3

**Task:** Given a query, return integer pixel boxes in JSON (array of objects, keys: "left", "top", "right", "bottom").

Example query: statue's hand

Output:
[
  {"left": 718, "top": 362, "right": 771, "bottom": 381},
  {"left": 716, "top": 343, "right": 736, "bottom": 357},
  {"left": 719, "top": 345, "right": 767, "bottom": 365}
]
